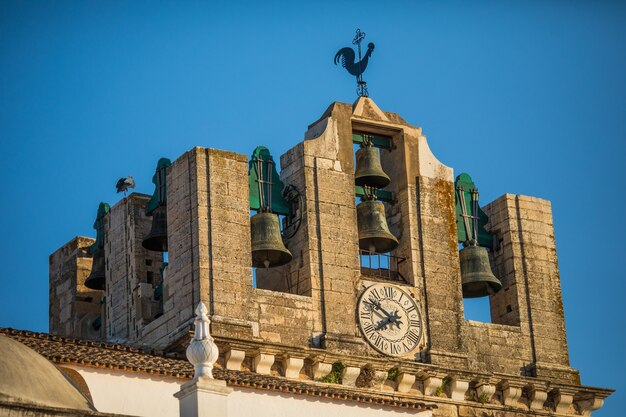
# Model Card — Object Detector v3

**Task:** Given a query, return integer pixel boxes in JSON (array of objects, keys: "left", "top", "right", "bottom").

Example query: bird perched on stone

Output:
[
  {"left": 116, "top": 176, "right": 136, "bottom": 194},
  {"left": 334, "top": 42, "right": 375, "bottom": 77}
]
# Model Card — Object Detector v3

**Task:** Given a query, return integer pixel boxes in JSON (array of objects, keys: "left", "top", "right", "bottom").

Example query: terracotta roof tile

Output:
[{"left": 1, "top": 328, "right": 435, "bottom": 411}]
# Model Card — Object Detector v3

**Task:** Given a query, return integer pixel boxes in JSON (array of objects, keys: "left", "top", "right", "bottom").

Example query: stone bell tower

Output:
[{"left": 50, "top": 96, "right": 611, "bottom": 416}]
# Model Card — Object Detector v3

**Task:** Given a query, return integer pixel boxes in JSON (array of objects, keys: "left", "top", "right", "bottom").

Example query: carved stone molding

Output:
[
  {"left": 224, "top": 349, "right": 245, "bottom": 371},
  {"left": 396, "top": 373, "right": 416, "bottom": 394},
  {"left": 210, "top": 338, "right": 611, "bottom": 415},
  {"left": 283, "top": 356, "right": 304, "bottom": 379},
  {"left": 342, "top": 366, "right": 361, "bottom": 387},
  {"left": 312, "top": 361, "right": 332, "bottom": 380},
  {"left": 253, "top": 353, "right": 274, "bottom": 375},
  {"left": 423, "top": 375, "right": 443, "bottom": 397},
  {"left": 528, "top": 386, "right": 549, "bottom": 410},
  {"left": 554, "top": 388, "right": 576, "bottom": 414},
  {"left": 498, "top": 380, "right": 524, "bottom": 407},
  {"left": 575, "top": 395, "right": 605, "bottom": 417},
  {"left": 475, "top": 382, "right": 496, "bottom": 403},
  {"left": 448, "top": 378, "right": 469, "bottom": 401}
]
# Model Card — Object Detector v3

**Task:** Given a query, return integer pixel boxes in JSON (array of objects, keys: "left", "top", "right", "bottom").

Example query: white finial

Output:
[{"left": 186, "top": 302, "right": 218, "bottom": 379}]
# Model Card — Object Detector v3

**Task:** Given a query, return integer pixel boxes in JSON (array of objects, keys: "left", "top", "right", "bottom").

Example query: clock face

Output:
[{"left": 357, "top": 283, "right": 423, "bottom": 357}]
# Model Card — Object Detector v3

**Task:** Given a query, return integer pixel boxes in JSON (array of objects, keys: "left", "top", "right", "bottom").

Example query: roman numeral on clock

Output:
[
  {"left": 405, "top": 331, "right": 420, "bottom": 345},
  {"left": 383, "top": 286, "right": 396, "bottom": 298}
]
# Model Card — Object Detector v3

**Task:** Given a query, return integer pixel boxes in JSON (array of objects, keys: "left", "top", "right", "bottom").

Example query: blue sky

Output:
[{"left": 1, "top": 1, "right": 624, "bottom": 415}]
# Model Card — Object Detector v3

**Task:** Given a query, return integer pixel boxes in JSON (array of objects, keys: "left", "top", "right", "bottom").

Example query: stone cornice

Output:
[{"left": 2, "top": 328, "right": 612, "bottom": 416}]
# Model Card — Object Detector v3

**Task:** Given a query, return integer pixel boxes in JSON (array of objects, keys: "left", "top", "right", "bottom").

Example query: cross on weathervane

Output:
[{"left": 334, "top": 28, "right": 376, "bottom": 97}]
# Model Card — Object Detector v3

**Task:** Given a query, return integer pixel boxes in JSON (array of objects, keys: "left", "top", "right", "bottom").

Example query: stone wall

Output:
[
  {"left": 49, "top": 236, "right": 101, "bottom": 340},
  {"left": 481, "top": 194, "right": 579, "bottom": 384},
  {"left": 104, "top": 193, "right": 163, "bottom": 343},
  {"left": 146, "top": 147, "right": 319, "bottom": 351}
]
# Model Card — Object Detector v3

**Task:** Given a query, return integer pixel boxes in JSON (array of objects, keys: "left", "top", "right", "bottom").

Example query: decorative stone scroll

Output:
[
  {"left": 475, "top": 382, "right": 496, "bottom": 403},
  {"left": 396, "top": 372, "right": 416, "bottom": 394},
  {"left": 576, "top": 395, "right": 605, "bottom": 417},
  {"left": 312, "top": 361, "right": 332, "bottom": 380},
  {"left": 554, "top": 388, "right": 576, "bottom": 414},
  {"left": 448, "top": 378, "right": 469, "bottom": 401},
  {"left": 253, "top": 353, "right": 275, "bottom": 375},
  {"left": 498, "top": 380, "right": 524, "bottom": 407},
  {"left": 224, "top": 349, "right": 245, "bottom": 371},
  {"left": 423, "top": 375, "right": 443, "bottom": 397},
  {"left": 342, "top": 366, "right": 361, "bottom": 387},
  {"left": 283, "top": 356, "right": 305, "bottom": 379},
  {"left": 528, "top": 386, "right": 549, "bottom": 410},
  {"left": 209, "top": 341, "right": 610, "bottom": 416}
]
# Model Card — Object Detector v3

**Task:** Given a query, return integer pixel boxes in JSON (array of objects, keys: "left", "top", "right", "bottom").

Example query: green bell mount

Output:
[
  {"left": 454, "top": 173, "right": 502, "bottom": 298},
  {"left": 248, "top": 147, "right": 303, "bottom": 236},
  {"left": 143, "top": 158, "right": 172, "bottom": 253},
  {"left": 248, "top": 146, "right": 302, "bottom": 268},
  {"left": 248, "top": 147, "right": 289, "bottom": 215},
  {"left": 84, "top": 202, "right": 111, "bottom": 291},
  {"left": 89, "top": 202, "right": 111, "bottom": 254},
  {"left": 454, "top": 173, "right": 493, "bottom": 249},
  {"left": 352, "top": 132, "right": 392, "bottom": 150},
  {"left": 145, "top": 158, "right": 172, "bottom": 216}
]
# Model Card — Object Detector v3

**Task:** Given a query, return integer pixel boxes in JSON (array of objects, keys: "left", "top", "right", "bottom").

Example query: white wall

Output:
[
  {"left": 67, "top": 366, "right": 182, "bottom": 417},
  {"left": 68, "top": 366, "right": 432, "bottom": 417},
  {"left": 228, "top": 388, "right": 432, "bottom": 417}
]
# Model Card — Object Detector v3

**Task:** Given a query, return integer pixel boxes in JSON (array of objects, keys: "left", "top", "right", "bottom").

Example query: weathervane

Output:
[{"left": 334, "top": 28, "right": 375, "bottom": 97}]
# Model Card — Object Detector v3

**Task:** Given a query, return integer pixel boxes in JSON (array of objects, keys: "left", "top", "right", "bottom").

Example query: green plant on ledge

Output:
[
  {"left": 477, "top": 392, "right": 490, "bottom": 404},
  {"left": 387, "top": 367, "right": 399, "bottom": 382},
  {"left": 435, "top": 376, "right": 450, "bottom": 397},
  {"left": 319, "top": 362, "right": 344, "bottom": 384}
]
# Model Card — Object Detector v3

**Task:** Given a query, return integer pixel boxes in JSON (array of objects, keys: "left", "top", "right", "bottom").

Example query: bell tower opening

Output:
[
  {"left": 455, "top": 174, "right": 507, "bottom": 324},
  {"left": 463, "top": 293, "right": 492, "bottom": 322},
  {"left": 353, "top": 133, "right": 403, "bottom": 282},
  {"left": 248, "top": 146, "right": 305, "bottom": 295}
]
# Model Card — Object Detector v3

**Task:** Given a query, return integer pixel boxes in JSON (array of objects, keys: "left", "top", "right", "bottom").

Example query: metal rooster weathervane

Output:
[{"left": 334, "top": 29, "right": 375, "bottom": 97}]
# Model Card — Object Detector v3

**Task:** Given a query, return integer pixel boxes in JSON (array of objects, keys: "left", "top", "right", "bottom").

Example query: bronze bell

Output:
[
  {"left": 459, "top": 244, "right": 502, "bottom": 298},
  {"left": 251, "top": 212, "right": 292, "bottom": 268},
  {"left": 142, "top": 205, "right": 168, "bottom": 252},
  {"left": 85, "top": 249, "right": 106, "bottom": 290},
  {"left": 357, "top": 200, "right": 398, "bottom": 253},
  {"left": 355, "top": 145, "right": 390, "bottom": 188}
]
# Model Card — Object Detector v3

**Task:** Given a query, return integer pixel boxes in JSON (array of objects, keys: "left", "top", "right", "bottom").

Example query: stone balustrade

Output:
[{"left": 217, "top": 343, "right": 611, "bottom": 416}]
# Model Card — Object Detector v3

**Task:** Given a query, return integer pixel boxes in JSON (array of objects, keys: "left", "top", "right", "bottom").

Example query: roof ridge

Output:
[{"left": 0, "top": 328, "right": 163, "bottom": 357}]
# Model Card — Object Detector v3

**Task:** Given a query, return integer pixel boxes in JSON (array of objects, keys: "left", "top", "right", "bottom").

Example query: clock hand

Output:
[
  {"left": 389, "top": 313, "right": 402, "bottom": 329},
  {"left": 376, "top": 305, "right": 403, "bottom": 329},
  {"left": 371, "top": 299, "right": 397, "bottom": 322},
  {"left": 375, "top": 317, "right": 391, "bottom": 331},
  {"left": 366, "top": 300, "right": 405, "bottom": 330},
  {"left": 363, "top": 300, "right": 387, "bottom": 321}
]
